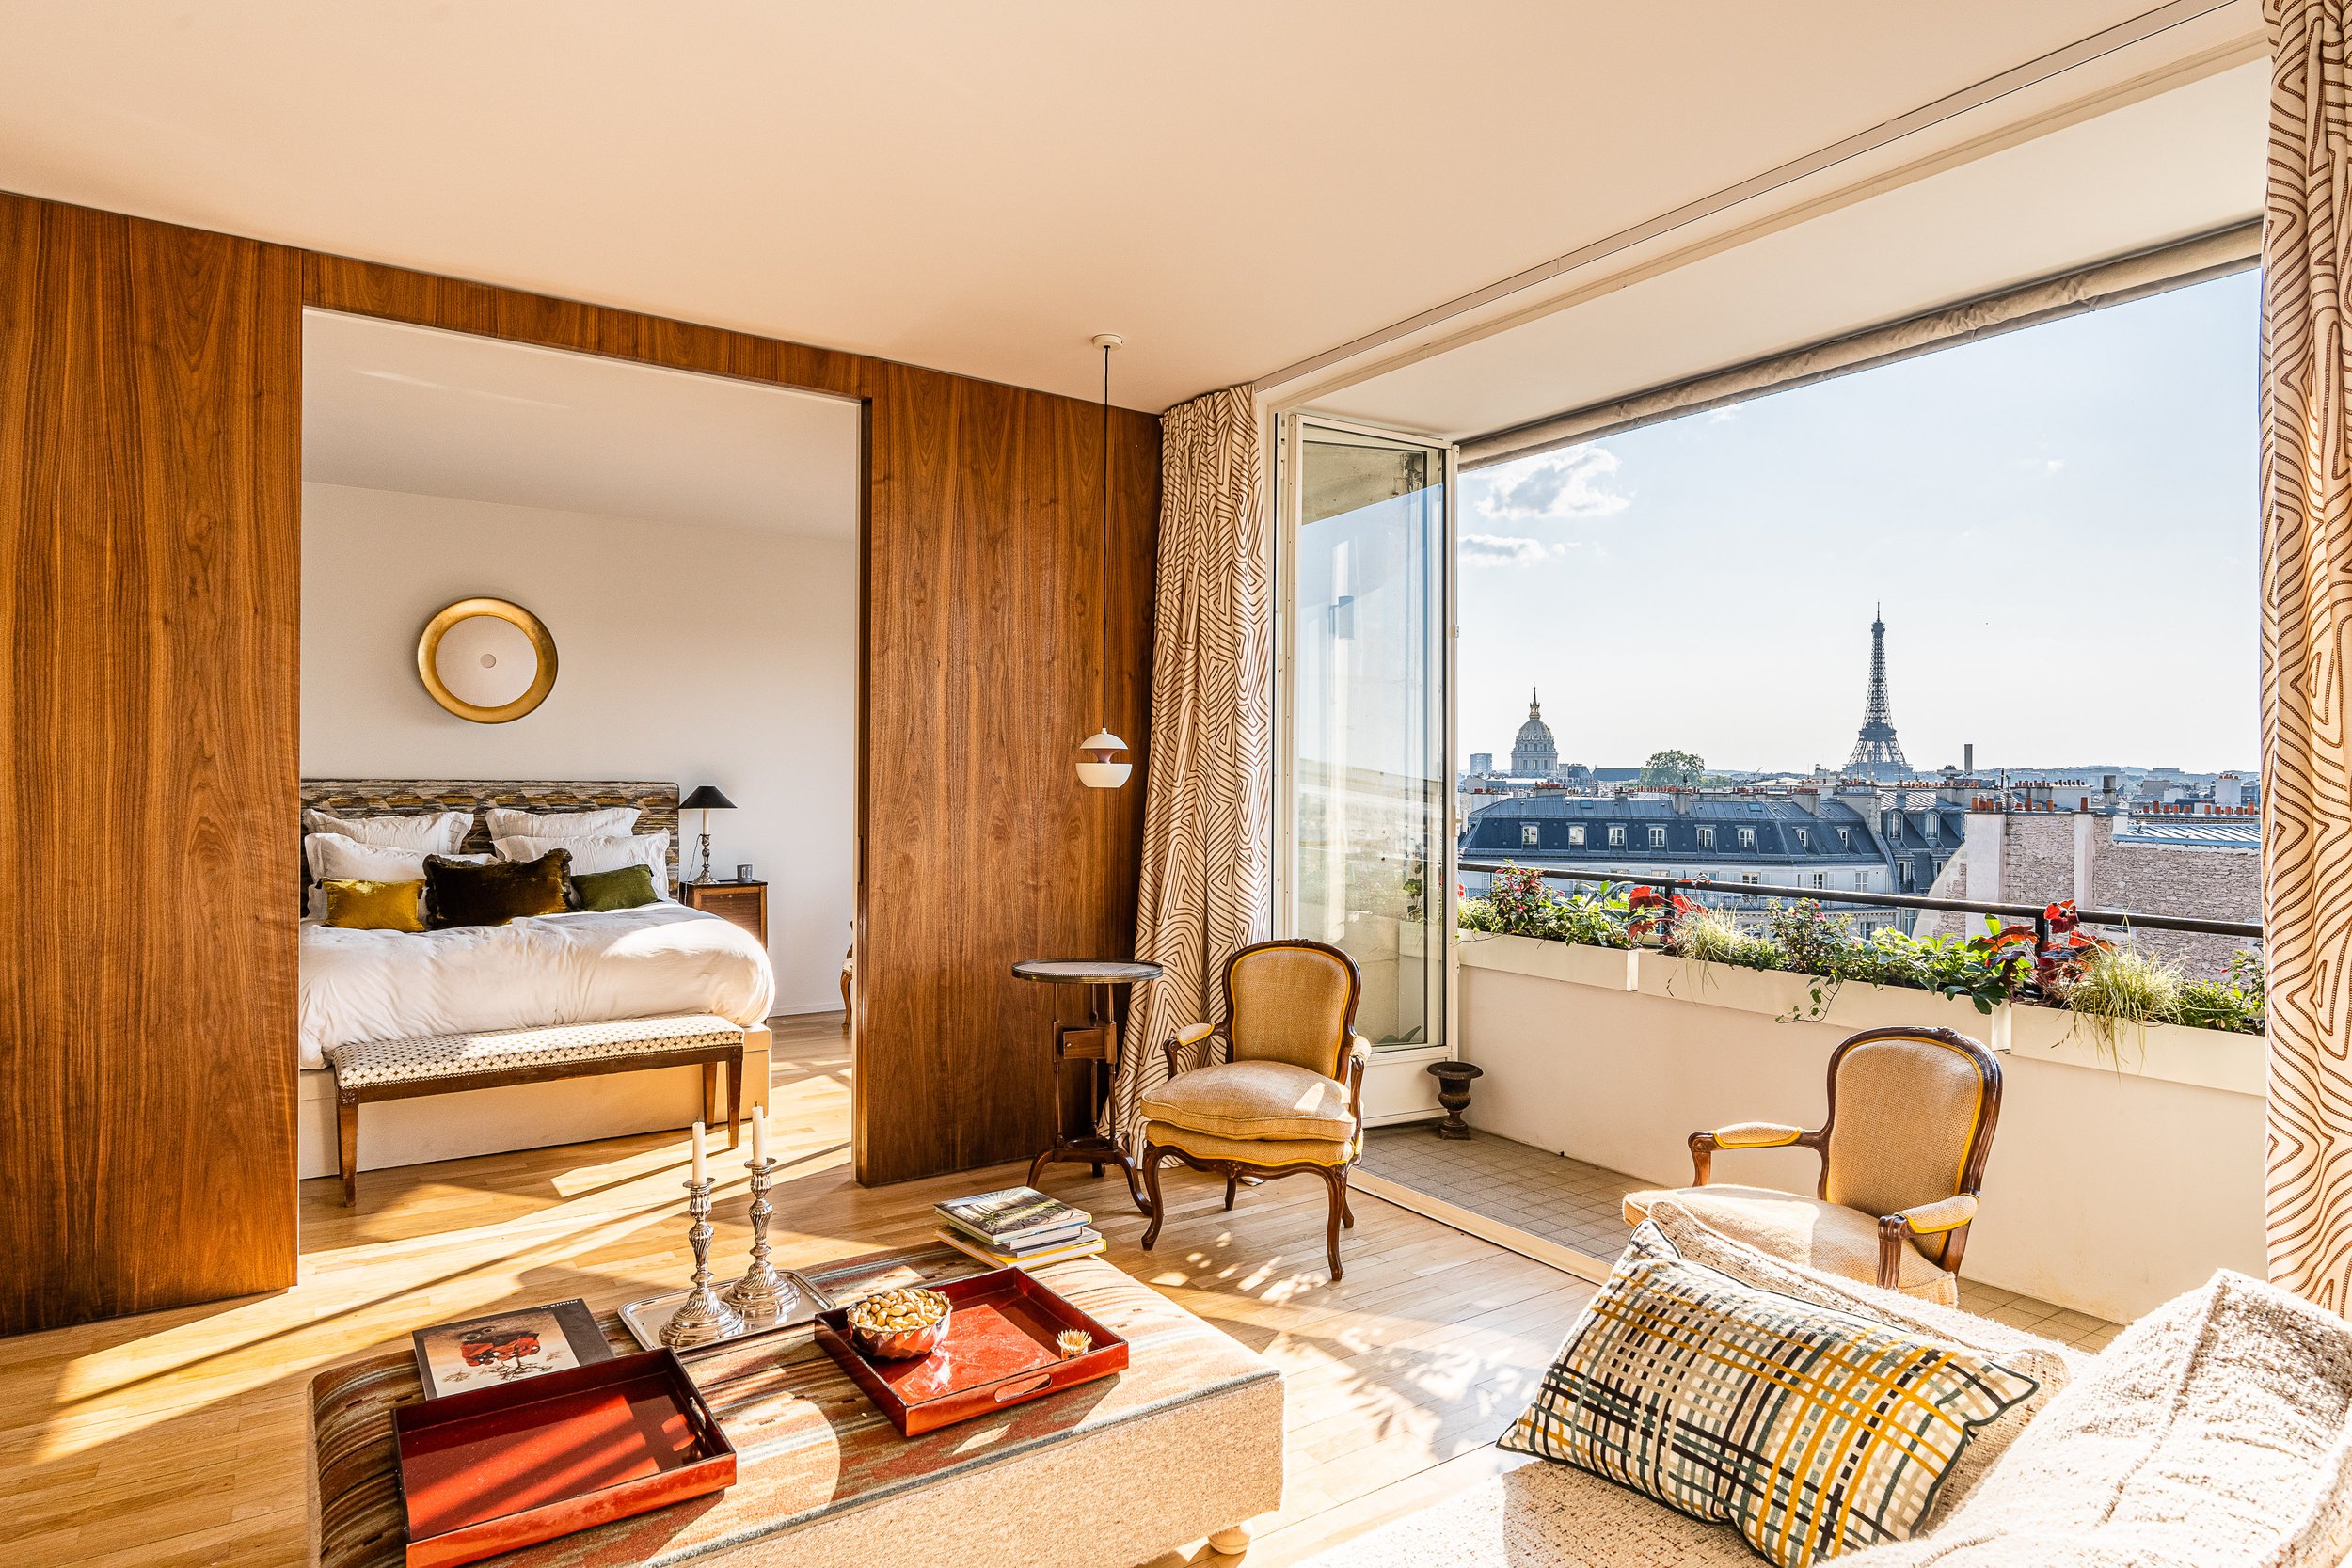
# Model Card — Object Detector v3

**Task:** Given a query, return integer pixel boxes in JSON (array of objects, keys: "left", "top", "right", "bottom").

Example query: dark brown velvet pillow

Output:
[{"left": 424, "top": 848, "right": 571, "bottom": 928}]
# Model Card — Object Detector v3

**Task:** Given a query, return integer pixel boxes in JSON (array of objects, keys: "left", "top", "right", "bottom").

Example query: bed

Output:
[{"left": 294, "top": 779, "right": 778, "bottom": 1177}]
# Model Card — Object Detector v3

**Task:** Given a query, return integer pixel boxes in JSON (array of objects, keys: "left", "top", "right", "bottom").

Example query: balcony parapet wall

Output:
[{"left": 1455, "top": 934, "right": 2265, "bottom": 1322}]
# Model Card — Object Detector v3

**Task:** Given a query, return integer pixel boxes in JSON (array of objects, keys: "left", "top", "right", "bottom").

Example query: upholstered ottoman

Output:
[{"left": 310, "top": 1249, "right": 1286, "bottom": 1568}]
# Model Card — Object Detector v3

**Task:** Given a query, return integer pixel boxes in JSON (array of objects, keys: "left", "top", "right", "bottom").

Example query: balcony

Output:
[{"left": 1360, "top": 874, "right": 2266, "bottom": 1327}]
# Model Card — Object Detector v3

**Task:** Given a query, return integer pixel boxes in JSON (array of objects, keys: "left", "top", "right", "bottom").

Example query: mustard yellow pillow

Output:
[{"left": 322, "top": 877, "right": 426, "bottom": 933}]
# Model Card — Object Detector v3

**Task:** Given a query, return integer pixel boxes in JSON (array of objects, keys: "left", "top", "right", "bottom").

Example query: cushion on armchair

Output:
[
  {"left": 1623, "top": 1183, "right": 1958, "bottom": 1305},
  {"left": 1140, "top": 1059, "right": 1355, "bottom": 1142},
  {"left": 1144, "top": 1120, "right": 1356, "bottom": 1168}
]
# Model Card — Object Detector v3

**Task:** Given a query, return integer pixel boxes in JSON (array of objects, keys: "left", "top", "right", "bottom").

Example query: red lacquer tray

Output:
[
  {"left": 813, "top": 1266, "right": 1129, "bottom": 1435},
  {"left": 393, "top": 1348, "right": 736, "bottom": 1568}
]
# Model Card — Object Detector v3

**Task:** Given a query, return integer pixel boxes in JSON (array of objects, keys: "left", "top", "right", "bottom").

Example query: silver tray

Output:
[{"left": 619, "top": 1270, "right": 829, "bottom": 1356}]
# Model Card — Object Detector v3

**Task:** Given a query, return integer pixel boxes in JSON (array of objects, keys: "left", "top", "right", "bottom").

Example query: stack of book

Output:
[{"left": 933, "top": 1186, "right": 1104, "bottom": 1270}]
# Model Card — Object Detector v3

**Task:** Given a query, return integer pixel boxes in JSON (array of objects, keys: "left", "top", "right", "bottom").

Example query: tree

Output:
[{"left": 1639, "top": 749, "right": 1706, "bottom": 787}]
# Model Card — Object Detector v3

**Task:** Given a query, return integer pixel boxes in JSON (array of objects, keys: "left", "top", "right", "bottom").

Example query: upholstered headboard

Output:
[{"left": 297, "top": 780, "right": 682, "bottom": 897}]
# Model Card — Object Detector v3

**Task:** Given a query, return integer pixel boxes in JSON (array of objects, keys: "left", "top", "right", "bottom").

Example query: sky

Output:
[{"left": 1455, "top": 268, "right": 2261, "bottom": 778}]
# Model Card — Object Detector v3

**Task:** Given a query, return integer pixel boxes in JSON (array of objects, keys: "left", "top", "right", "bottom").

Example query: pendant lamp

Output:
[{"left": 1077, "top": 333, "right": 1133, "bottom": 789}]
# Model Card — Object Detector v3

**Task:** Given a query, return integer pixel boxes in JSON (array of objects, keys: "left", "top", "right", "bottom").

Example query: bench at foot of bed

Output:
[{"left": 325, "top": 1014, "right": 747, "bottom": 1205}]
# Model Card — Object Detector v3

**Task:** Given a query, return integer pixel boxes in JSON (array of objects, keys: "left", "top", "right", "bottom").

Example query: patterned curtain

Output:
[
  {"left": 1115, "top": 385, "right": 1274, "bottom": 1141},
  {"left": 2264, "top": 0, "right": 2352, "bottom": 1308}
]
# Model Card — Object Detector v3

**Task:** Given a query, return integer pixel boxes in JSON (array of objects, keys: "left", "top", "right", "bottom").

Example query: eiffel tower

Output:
[{"left": 1843, "top": 605, "right": 1910, "bottom": 780}]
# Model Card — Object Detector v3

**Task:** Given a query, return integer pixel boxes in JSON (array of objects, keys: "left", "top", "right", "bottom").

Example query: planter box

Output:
[
  {"left": 1458, "top": 932, "right": 1636, "bottom": 991},
  {"left": 1635, "top": 953, "right": 2009, "bottom": 1044},
  {"left": 2004, "top": 1001, "right": 2265, "bottom": 1096}
]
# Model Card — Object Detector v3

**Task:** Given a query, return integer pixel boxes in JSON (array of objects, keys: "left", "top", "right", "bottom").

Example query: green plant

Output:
[
  {"left": 1669, "top": 908, "right": 1782, "bottom": 971},
  {"left": 1458, "top": 863, "right": 1634, "bottom": 948},
  {"left": 1456, "top": 882, "right": 2262, "bottom": 1037},
  {"left": 2059, "top": 943, "right": 2183, "bottom": 1060}
]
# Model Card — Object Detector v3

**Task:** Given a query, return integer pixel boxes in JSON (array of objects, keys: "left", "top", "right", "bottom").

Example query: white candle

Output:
[
  {"left": 753, "top": 1104, "right": 768, "bottom": 1164},
  {"left": 691, "top": 1119, "right": 707, "bottom": 1185}
]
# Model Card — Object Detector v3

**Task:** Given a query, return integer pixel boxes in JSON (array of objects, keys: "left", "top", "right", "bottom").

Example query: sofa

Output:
[{"left": 1309, "top": 1198, "right": 2352, "bottom": 1568}]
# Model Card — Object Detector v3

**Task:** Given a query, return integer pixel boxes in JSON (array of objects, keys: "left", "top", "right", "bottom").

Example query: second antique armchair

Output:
[
  {"left": 1136, "top": 940, "right": 1371, "bottom": 1280},
  {"left": 1622, "top": 1025, "right": 2003, "bottom": 1305}
]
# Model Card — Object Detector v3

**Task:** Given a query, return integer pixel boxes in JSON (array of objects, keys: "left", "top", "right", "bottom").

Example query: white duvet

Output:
[{"left": 298, "top": 904, "right": 776, "bottom": 1069}]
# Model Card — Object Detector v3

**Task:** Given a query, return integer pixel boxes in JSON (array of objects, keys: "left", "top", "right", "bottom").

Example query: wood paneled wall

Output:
[
  {"left": 299, "top": 256, "right": 1160, "bottom": 1185},
  {"left": 0, "top": 185, "right": 1159, "bottom": 1333},
  {"left": 0, "top": 193, "right": 303, "bottom": 1336}
]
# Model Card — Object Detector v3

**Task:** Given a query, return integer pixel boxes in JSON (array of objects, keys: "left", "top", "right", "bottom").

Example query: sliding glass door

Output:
[{"left": 1278, "top": 416, "right": 1454, "bottom": 1053}]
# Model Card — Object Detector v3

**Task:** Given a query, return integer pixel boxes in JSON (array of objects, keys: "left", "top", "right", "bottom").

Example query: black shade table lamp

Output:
[{"left": 681, "top": 785, "right": 737, "bottom": 885}]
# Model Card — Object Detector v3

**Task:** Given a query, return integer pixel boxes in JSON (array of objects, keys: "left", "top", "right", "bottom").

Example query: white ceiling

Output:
[
  {"left": 0, "top": 1, "right": 2262, "bottom": 411},
  {"left": 302, "top": 309, "right": 862, "bottom": 536},
  {"left": 1314, "top": 59, "right": 2269, "bottom": 443}
]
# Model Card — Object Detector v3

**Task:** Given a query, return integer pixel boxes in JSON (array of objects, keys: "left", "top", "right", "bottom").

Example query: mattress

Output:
[{"left": 298, "top": 903, "right": 775, "bottom": 1070}]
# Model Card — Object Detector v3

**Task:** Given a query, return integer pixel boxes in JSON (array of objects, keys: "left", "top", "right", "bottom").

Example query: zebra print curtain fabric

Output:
[
  {"left": 1116, "top": 384, "right": 1274, "bottom": 1141},
  {"left": 2265, "top": 0, "right": 2352, "bottom": 1309}
]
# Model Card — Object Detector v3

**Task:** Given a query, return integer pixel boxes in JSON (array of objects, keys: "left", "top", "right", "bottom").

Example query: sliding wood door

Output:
[{"left": 0, "top": 194, "right": 301, "bottom": 1335}]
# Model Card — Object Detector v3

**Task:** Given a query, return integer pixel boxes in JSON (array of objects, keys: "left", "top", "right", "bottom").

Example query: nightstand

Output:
[{"left": 683, "top": 879, "right": 768, "bottom": 945}]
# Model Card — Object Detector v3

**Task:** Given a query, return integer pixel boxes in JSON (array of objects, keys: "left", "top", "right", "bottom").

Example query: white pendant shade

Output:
[{"left": 1077, "top": 729, "right": 1133, "bottom": 789}]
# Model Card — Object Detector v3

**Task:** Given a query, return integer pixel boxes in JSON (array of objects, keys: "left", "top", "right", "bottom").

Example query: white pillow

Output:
[
  {"left": 302, "top": 810, "right": 471, "bottom": 889},
  {"left": 484, "top": 805, "right": 640, "bottom": 841},
  {"left": 306, "top": 833, "right": 492, "bottom": 915},
  {"left": 494, "top": 832, "right": 673, "bottom": 898}
]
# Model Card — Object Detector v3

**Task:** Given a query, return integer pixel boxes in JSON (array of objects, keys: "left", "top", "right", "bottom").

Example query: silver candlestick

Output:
[
  {"left": 723, "top": 1155, "right": 797, "bottom": 1323},
  {"left": 660, "top": 1176, "right": 745, "bottom": 1349}
]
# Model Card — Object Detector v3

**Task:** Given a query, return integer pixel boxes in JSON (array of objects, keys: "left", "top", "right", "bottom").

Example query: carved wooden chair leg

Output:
[
  {"left": 1025, "top": 1148, "right": 1053, "bottom": 1190},
  {"left": 1341, "top": 1179, "right": 1355, "bottom": 1228},
  {"left": 1139, "top": 1146, "right": 1169, "bottom": 1251},
  {"left": 1319, "top": 1165, "right": 1347, "bottom": 1280},
  {"left": 1224, "top": 1174, "right": 1238, "bottom": 1211}
]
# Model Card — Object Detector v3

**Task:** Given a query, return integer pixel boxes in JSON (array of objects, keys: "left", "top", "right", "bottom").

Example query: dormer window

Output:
[
  {"left": 1886, "top": 812, "right": 1902, "bottom": 840},
  {"left": 1794, "top": 827, "right": 1808, "bottom": 849},
  {"left": 1648, "top": 825, "right": 1666, "bottom": 847},
  {"left": 1925, "top": 816, "right": 1939, "bottom": 842},
  {"left": 1837, "top": 828, "right": 1851, "bottom": 847},
  {"left": 1607, "top": 825, "right": 1625, "bottom": 847},
  {"left": 1520, "top": 822, "right": 1540, "bottom": 847},
  {"left": 1568, "top": 824, "right": 1585, "bottom": 846},
  {"left": 1697, "top": 825, "right": 1715, "bottom": 848},
  {"left": 1737, "top": 827, "right": 1756, "bottom": 849}
]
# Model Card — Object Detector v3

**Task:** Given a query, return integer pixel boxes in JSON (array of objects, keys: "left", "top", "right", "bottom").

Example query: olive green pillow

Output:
[
  {"left": 570, "top": 863, "right": 660, "bottom": 911},
  {"left": 424, "top": 848, "right": 571, "bottom": 928}
]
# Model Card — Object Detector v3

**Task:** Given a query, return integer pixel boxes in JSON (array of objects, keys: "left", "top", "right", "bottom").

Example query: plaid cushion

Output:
[{"left": 1502, "top": 1222, "right": 2038, "bottom": 1567}]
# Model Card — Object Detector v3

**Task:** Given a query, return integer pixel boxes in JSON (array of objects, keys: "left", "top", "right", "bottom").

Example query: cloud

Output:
[
  {"left": 1478, "top": 444, "right": 1629, "bottom": 522},
  {"left": 2045, "top": 458, "right": 2065, "bottom": 473},
  {"left": 1708, "top": 406, "right": 1740, "bottom": 423},
  {"left": 1461, "top": 533, "right": 1571, "bottom": 568}
]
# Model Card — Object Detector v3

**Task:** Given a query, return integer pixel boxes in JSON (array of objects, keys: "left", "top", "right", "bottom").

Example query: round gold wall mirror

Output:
[{"left": 417, "top": 597, "right": 558, "bottom": 723}]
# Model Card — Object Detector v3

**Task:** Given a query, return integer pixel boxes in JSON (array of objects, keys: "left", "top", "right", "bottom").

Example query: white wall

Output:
[
  {"left": 300, "top": 482, "right": 855, "bottom": 1014},
  {"left": 1455, "top": 939, "right": 2267, "bottom": 1323}
]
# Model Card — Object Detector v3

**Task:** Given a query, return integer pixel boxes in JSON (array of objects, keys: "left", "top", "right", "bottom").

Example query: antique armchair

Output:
[
  {"left": 1622, "top": 1025, "right": 2003, "bottom": 1305},
  {"left": 1136, "top": 940, "right": 1371, "bottom": 1280}
]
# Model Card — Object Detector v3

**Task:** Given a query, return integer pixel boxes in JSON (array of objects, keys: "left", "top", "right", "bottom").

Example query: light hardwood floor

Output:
[{"left": 0, "top": 1016, "right": 1589, "bottom": 1568}]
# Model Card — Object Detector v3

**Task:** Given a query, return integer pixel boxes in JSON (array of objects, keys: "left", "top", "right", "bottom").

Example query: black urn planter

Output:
[{"left": 1424, "top": 1061, "right": 1485, "bottom": 1140}]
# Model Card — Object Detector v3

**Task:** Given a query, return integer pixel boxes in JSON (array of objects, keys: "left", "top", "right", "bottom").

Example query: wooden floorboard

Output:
[{"left": 0, "top": 1013, "right": 1591, "bottom": 1568}]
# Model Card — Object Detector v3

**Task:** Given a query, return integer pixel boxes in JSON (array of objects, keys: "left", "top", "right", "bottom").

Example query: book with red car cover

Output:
[{"left": 411, "top": 1298, "right": 614, "bottom": 1400}]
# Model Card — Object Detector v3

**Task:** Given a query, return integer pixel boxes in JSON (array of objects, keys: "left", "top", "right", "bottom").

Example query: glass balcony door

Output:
[{"left": 1278, "top": 416, "right": 1454, "bottom": 1051}]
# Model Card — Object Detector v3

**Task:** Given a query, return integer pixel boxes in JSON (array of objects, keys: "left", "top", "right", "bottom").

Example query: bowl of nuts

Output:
[{"left": 845, "top": 1286, "right": 952, "bottom": 1360}]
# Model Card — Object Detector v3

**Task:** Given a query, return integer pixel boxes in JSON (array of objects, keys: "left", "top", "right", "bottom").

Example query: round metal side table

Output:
[{"left": 1012, "top": 958, "right": 1163, "bottom": 1213}]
